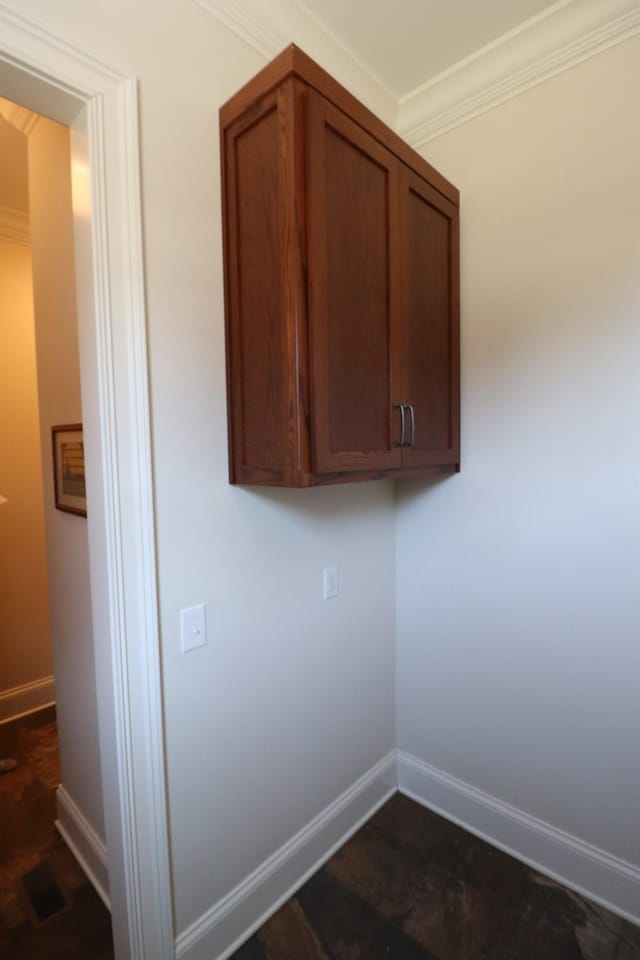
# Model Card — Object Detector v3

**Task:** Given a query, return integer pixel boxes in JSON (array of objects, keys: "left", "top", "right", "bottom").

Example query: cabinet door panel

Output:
[
  {"left": 398, "top": 166, "right": 460, "bottom": 468},
  {"left": 307, "top": 92, "right": 402, "bottom": 474}
]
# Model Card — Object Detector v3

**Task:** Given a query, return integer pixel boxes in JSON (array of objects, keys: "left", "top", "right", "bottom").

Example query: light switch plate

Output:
[
  {"left": 323, "top": 565, "right": 339, "bottom": 600},
  {"left": 180, "top": 603, "right": 206, "bottom": 653}
]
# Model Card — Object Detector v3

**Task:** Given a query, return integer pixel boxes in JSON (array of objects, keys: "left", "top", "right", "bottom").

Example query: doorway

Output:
[
  {"left": 0, "top": 98, "right": 113, "bottom": 956},
  {"left": 0, "top": 5, "right": 173, "bottom": 959}
]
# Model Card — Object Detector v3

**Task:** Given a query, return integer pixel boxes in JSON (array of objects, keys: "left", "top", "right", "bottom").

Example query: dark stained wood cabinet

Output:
[
  {"left": 221, "top": 45, "right": 460, "bottom": 487},
  {"left": 397, "top": 165, "right": 460, "bottom": 469},
  {"left": 307, "top": 90, "right": 402, "bottom": 476}
]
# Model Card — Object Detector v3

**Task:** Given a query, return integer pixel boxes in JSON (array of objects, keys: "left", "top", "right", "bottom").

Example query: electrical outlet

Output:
[{"left": 323, "top": 565, "right": 339, "bottom": 600}]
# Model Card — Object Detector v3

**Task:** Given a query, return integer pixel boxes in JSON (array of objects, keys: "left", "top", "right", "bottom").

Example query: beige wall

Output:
[
  {"left": 28, "top": 115, "right": 104, "bottom": 837},
  {"left": 0, "top": 237, "right": 53, "bottom": 702},
  {"left": 14, "top": 0, "right": 397, "bottom": 936},
  {"left": 397, "top": 32, "right": 640, "bottom": 868}
]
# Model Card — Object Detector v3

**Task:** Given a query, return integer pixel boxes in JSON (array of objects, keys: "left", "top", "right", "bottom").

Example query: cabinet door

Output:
[
  {"left": 307, "top": 91, "right": 403, "bottom": 475},
  {"left": 397, "top": 165, "right": 460, "bottom": 469}
]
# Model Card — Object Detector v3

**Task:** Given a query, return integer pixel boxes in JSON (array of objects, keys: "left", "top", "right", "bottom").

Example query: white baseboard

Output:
[
  {"left": 0, "top": 675, "right": 55, "bottom": 724},
  {"left": 56, "top": 785, "right": 110, "bottom": 910},
  {"left": 175, "top": 751, "right": 397, "bottom": 960},
  {"left": 397, "top": 750, "right": 640, "bottom": 926}
]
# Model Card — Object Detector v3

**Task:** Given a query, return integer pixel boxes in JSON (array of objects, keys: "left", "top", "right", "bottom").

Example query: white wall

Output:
[
  {"left": 14, "top": 0, "right": 396, "bottom": 937},
  {"left": 397, "top": 33, "right": 640, "bottom": 869},
  {"left": 28, "top": 115, "right": 104, "bottom": 839},
  {"left": 0, "top": 235, "right": 53, "bottom": 705}
]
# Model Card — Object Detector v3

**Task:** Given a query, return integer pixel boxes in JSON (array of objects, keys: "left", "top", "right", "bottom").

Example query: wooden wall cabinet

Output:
[{"left": 221, "top": 45, "right": 460, "bottom": 486}]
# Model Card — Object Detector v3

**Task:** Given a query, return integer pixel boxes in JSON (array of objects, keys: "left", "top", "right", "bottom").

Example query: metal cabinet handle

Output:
[
  {"left": 394, "top": 403, "right": 405, "bottom": 447},
  {"left": 407, "top": 404, "right": 415, "bottom": 447}
]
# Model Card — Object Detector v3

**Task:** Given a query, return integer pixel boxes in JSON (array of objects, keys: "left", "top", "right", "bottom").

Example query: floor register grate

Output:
[{"left": 21, "top": 860, "right": 69, "bottom": 925}]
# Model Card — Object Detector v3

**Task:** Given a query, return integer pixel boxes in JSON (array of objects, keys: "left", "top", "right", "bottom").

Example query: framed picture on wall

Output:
[{"left": 52, "top": 424, "right": 87, "bottom": 517}]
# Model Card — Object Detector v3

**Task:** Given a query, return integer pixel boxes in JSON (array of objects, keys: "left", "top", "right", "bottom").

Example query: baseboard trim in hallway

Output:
[
  {"left": 396, "top": 749, "right": 640, "bottom": 928},
  {"left": 56, "top": 785, "right": 110, "bottom": 910},
  {"left": 175, "top": 750, "right": 397, "bottom": 960},
  {"left": 0, "top": 676, "right": 55, "bottom": 724}
]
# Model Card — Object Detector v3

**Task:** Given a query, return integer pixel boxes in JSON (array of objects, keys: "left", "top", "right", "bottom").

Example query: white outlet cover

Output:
[{"left": 180, "top": 603, "right": 206, "bottom": 653}]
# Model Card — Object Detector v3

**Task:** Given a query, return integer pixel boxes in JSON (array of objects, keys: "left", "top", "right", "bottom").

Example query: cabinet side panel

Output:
[{"left": 225, "top": 103, "right": 287, "bottom": 480}]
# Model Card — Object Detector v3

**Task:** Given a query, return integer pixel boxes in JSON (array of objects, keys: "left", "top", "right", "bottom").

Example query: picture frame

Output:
[{"left": 52, "top": 424, "right": 87, "bottom": 517}]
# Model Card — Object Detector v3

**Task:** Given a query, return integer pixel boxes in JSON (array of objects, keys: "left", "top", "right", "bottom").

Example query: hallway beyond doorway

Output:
[{"left": 0, "top": 707, "right": 113, "bottom": 958}]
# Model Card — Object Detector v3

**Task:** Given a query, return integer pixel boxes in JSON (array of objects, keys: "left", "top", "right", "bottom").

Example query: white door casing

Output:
[{"left": 0, "top": 5, "right": 174, "bottom": 960}]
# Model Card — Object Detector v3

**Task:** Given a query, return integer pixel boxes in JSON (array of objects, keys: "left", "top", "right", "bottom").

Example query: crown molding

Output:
[
  {"left": 0, "top": 204, "right": 30, "bottom": 244},
  {"left": 192, "top": 0, "right": 640, "bottom": 148},
  {"left": 192, "top": 0, "right": 283, "bottom": 58},
  {"left": 0, "top": 95, "right": 38, "bottom": 134},
  {"left": 192, "top": 0, "right": 396, "bottom": 97},
  {"left": 288, "top": 0, "right": 397, "bottom": 102},
  {"left": 191, "top": 0, "right": 397, "bottom": 123},
  {"left": 397, "top": 0, "right": 640, "bottom": 148}
]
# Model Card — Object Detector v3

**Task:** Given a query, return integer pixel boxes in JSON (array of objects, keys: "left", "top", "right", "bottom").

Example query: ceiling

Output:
[{"left": 297, "top": 0, "right": 560, "bottom": 98}]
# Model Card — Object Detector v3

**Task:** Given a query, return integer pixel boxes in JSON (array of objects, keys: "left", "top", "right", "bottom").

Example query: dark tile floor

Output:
[
  {"left": 0, "top": 707, "right": 114, "bottom": 959},
  {"left": 4, "top": 710, "right": 639, "bottom": 960},
  {"left": 233, "top": 793, "right": 640, "bottom": 960}
]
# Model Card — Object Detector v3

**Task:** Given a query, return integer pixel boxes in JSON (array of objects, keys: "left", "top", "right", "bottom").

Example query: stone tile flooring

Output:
[
  {"left": 4, "top": 709, "right": 638, "bottom": 960},
  {"left": 232, "top": 793, "right": 640, "bottom": 960},
  {"left": 0, "top": 707, "right": 114, "bottom": 960}
]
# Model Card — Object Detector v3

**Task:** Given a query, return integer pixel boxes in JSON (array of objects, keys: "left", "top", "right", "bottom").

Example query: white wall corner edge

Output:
[
  {"left": 175, "top": 751, "right": 397, "bottom": 960},
  {"left": 0, "top": 676, "right": 55, "bottom": 724},
  {"left": 397, "top": 750, "right": 640, "bottom": 926},
  {"left": 56, "top": 784, "right": 110, "bottom": 909}
]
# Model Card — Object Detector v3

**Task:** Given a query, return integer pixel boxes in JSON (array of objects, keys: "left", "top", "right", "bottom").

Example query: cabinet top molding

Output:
[{"left": 220, "top": 43, "right": 459, "bottom": 207}]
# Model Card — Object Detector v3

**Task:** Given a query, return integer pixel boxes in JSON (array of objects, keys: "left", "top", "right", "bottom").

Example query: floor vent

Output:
[{"left": 21, "top": 860, "right": 68, "bottom": 924}]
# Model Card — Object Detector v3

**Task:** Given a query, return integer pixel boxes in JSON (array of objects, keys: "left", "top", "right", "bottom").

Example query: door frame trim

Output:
[{"left": 0, "top": 5, "right": 173, "bottom": 959}]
